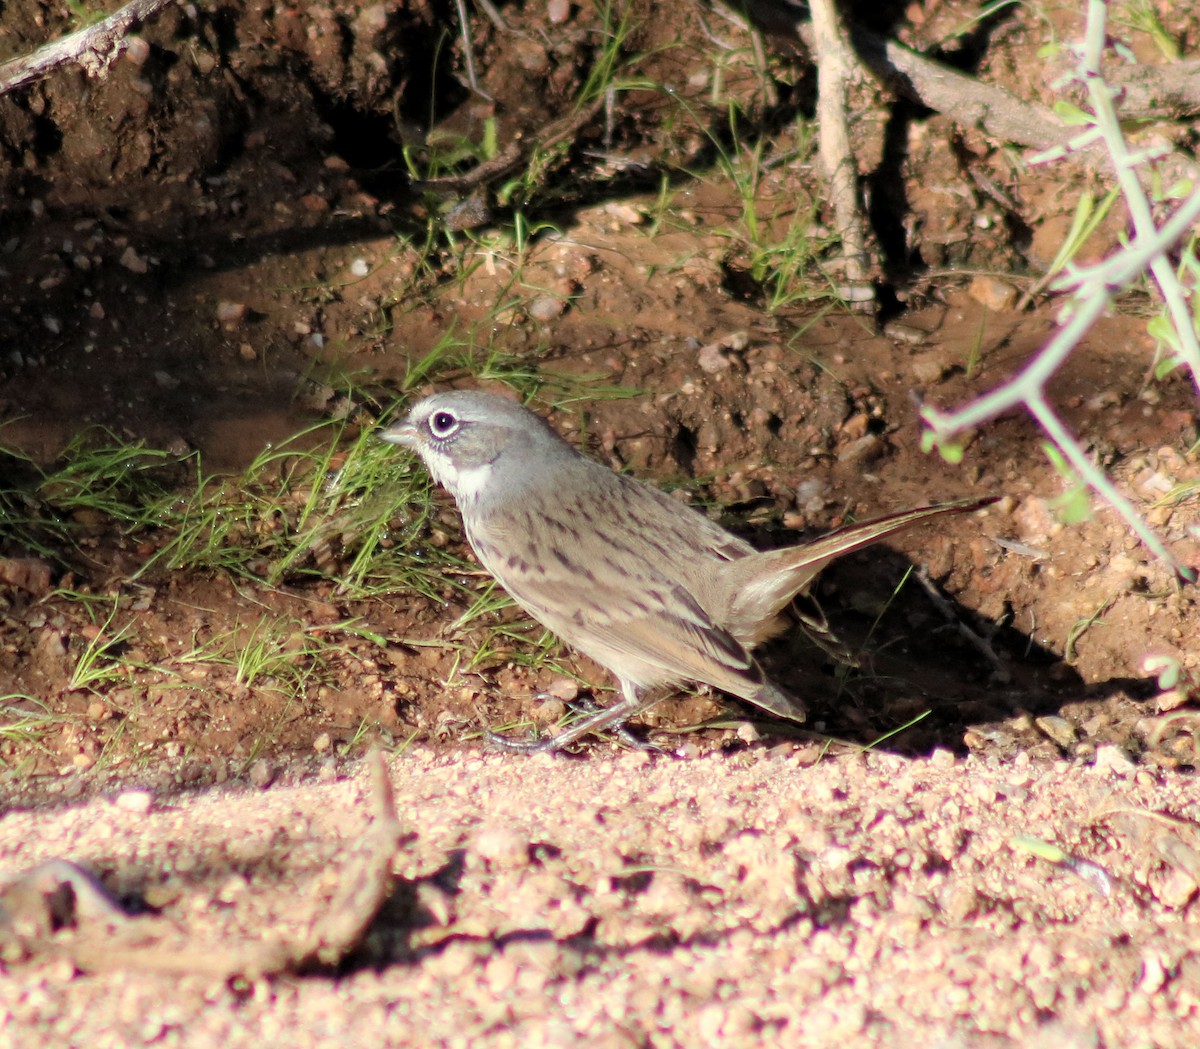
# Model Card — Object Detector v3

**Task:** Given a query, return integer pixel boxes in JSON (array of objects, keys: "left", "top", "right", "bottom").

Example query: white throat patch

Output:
[{"left": 428, "top": 455, "right": 493, "bottom": 505}]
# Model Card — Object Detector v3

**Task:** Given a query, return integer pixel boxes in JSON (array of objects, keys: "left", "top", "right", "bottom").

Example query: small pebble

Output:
[
  {"left": 1091, "top": 744, "right": 1136, "bottom": 777},
  {"left": 1035, "top": 716, "right": 1077, "bottom": 748},
  {"left": 248, "top": 759, "right": 275, "bottom": 789},
  {"left": 930, "top": 747, "right": 957, "bottom": 768},
  {"left": 967, "top": 274, "right": 1019, "bottom": 311},
  {"left": 114, "top": 790, "right": 154, "bottom": 815},
  {"left": 473, "top": 824, "right": 530, "bottom": 868},
  {"left": 124, "top": 36, "right": 151, "bottom": 66},
  {"left": 528, "top": 295, "right": 567, "bottom": 322},
  {"left": 735, "top": 722, "right": 761, "bottom": 744},
  {"left": 119, "top": 246, "right": 148, "bottom": 273},
  {"left": 545, "top": 678, "right": 580, "bottom": 702},
  {"left": 697, "top": 342, "right": 730, "bottom": 373},
  {"left": 216, "top": 301, "right": 247, "bottom": 325}
]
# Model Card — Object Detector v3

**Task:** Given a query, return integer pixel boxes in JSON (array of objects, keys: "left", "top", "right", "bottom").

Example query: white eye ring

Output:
[{"left": 429, "top": 410, "right": 460, "bottom": 439}]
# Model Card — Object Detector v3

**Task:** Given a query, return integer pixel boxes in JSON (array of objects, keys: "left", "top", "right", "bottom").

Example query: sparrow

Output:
[{"left": 383, "top": 390, "right": 992, "bottom": 751}]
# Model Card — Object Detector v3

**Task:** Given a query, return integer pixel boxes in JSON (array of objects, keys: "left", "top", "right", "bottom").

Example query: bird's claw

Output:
[{"left": 483, "top": 729, "right": 562, "bottom": 754}]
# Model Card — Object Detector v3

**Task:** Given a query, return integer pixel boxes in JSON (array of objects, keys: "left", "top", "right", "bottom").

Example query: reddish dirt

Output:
[{"left": 2, "top": 0, "right": 1200, "bottom": 1042}]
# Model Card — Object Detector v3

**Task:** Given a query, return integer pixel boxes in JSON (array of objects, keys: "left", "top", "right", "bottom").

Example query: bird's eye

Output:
[{"left": 429, "top": 410, "right": 459, "bottom": 439}]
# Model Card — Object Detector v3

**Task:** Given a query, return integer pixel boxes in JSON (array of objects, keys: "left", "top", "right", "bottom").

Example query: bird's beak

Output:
[{"left": 381, "top": 420, "right": 419, "bottom": 448}]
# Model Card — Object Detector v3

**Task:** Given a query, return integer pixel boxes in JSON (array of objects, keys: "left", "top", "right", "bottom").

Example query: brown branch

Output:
[
  {"left": 809, "top": 0, "right": 874, "bottom": 306},
  {"left": 412, "top": 94, "right": 607, "bottom": 195},
  {"left": 0, "top": 0, "right": 180, "bottom": 96},
  {"left": 798, "top": 22, "right": 1197, "bottom": 188},
  {"left": 1107, "top": 60, "right": 1200, "bottom": 121},
  {"left": 841, "top": 26, "right": 1071, "bottom": 152},
  {"left": 300, "top": 749, "right": 407, "bottom": 968},
  {"left": 1, "top": 751, "right": 409, "bottom": 978}
]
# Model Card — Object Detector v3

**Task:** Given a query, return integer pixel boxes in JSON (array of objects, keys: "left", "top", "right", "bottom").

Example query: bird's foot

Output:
[
  {"left": 483, "top": 728, "right": 562, "bottom": 754},
  {"left": 483, "top": 693, "right": 664, "bottom": 754}
]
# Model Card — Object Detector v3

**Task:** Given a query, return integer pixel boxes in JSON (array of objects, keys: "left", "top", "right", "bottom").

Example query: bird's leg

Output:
[
  {"left": 485, "top": 683, "right": 662, "bottom": 754},
  {"left": 557, "top": 692, "right": 658, "bottom": 750}
]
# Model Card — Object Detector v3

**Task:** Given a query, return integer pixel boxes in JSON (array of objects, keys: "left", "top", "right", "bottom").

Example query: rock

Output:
[
  {"left": 248, "top": 759, "right": 275, "bottom": 789},
  {"left": 216, "top": 301, "right": 247, "bottom": 325},
  {"left": 528, "top": 295, "right": 567, "bottom": 322},
  {"left": 113, "top": 790, "right": 154, "bottom": 814},
  {"left": 967, "top": 275, "right": 1019, "bottom": 311},
  {"left": 119, "top": 246, "right": 149, "bottom": 273},
  {"left": 0, "top": 557, "right": 52, "bottom": 595},
  {"left": 473, "top": 823, "right": 530, "bottom": 868},
  {"left": 1036, "top": 716, "right": 1078, "bottom": 748}
]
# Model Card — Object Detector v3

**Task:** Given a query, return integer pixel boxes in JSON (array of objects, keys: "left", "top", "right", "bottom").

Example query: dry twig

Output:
[
  {"left": 0, "top": 0, "right": 179, "bottom": 96},
  {"left": 808, "top": 0, "right": 874, "bottom": 307},
  {"left": 0, "top": 751, "right": 409, "bottom": 978}
]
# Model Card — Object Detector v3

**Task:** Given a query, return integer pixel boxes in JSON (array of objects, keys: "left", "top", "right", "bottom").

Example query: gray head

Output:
[{"left": 381, "top": 390, "right": 576, "bottom": 506}]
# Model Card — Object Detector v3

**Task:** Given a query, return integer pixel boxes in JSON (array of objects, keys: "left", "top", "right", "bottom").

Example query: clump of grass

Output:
[
  {"left": 176, "top": 613, "right": 339, "bottom": 693},
  {"left": 0, "top": 695, "right": 74, "bottom": 773},
  {"left": 707, "top": 107, "right": 842, "bottom": 311},
  {"left": 0, "top": 408, "right": 460, "bottom": 601},
  {"left": 0, "top": 428, "right": 189, "bottom": 565},
  {"left": 65, "top": 597, "right": 139, "bottom": 694},
  {"left": 2, "top": 330, "right": 642, "bottom": 609},
  {"left": 628, "top": 74, "right": 843, "bottom": 311},
  {"left": 138, "top": 412, "right": 463, "bottom": 599},
  {"left": 38, "top": 431, "right": 188, "bottom": 525}
]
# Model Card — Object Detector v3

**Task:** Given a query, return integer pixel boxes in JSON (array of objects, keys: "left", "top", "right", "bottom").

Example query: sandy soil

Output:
[
  {"left": 2, "top": 0, "right": 1200, "bottom": 1043},
  {"left": 4, "top": 747, "right": 1200, "bottom": 1046}
]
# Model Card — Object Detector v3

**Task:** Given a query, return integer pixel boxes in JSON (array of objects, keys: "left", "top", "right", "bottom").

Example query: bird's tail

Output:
[{"left": 719, "top": 497, "right": 995, "bottom": 645}]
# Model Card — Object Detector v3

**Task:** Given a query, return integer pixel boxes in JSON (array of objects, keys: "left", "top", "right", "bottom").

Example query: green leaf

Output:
[
  {"left": 921, "top": 430, "right": 965, "bottom": 463},
  {"left": 1012, "top": 835, "right": 1068, "bottom": 863},
  {"left": 1053, "top": 101, "right": 1095, "bottom": 127},
  {"left": 1053, "top": 485, "right": 1092, "bottom": 526},
  {"left": 1163, "top": 179, "right": 1194, "bottom": 201},
  {"left": 1146, "top": 314, "right": 1181, "bottom": 351}
]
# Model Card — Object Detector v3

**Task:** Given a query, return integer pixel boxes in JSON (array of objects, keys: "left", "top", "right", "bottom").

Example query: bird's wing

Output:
[
  {"left": 565, "top": 580, "right": 807, "bottom": 721},
  {"left": 487, "top": 539, "right": 766, "bottom": 701},
  {"left": 462, "top": 464, "right": 767, "bottom": 700}
]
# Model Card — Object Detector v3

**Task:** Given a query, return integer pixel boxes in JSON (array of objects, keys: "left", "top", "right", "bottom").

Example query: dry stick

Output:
[
  {"left": 452, "top": 0, "right": 492, "bottom": 100},
  {"left": 805, "top": 22, "right": 1200, "bottom": 189},
  {"left": 17, "top": 751, "right": 407, "bottom": 977},
  {"left": 912, "top": 567, "right": 1008, "bottom": 681},
  {"left": 842, "top": 26, "right": 1070, "bottom": 152},
  {"left": 302, "top": 749, "right": 407, "bottom": 968},
  {"left": 0, "top": 859, "right": 131, "bottom": 942},
  {"left": 808, "top": 0, "right": 874, "bottom": 307},
  {"left": 0, "top": 0, "right": 179, "bottom": 96},
  {"left": 729, "top": 4, "right": 1191, "bottom": 180},
  {"left": 867, "top": 53, "right": 1200, "bottom": 127},
  {"left": 1105, "top": 59, "right": 1200, "bottom": 121},
  {"left": 413, "top": 94, "right": 606, "bottom": 194}
]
